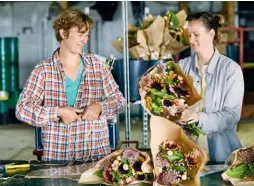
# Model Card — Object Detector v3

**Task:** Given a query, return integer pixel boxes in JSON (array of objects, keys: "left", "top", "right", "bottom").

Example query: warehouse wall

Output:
[{"left": 0, "top": 1, "right": 223, "bottom": 89}]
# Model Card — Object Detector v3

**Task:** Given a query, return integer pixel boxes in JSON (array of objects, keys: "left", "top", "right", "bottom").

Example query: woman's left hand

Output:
[
  {"left": 178, "top": 100, "right": 201, "bottom": 123},
  {"left": 81, "top": 103, "right": 102, "bottom": 121}
]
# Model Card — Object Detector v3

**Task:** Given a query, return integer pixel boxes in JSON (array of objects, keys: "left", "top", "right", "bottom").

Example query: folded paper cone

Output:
[
  {"left": 176, "top": 10, "right": 188, "bottom": 27},
  {"left": 111, "top": 39, "right": 124, "bottom": 53},
  {"left": 150, "top": 116, "right": 208, "bottom": 186},
  {"left": 144, "top": 16, "right": 165, "bottom": 50}
]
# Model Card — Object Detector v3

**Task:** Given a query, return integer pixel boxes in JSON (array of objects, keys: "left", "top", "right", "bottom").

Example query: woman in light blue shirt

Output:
[{"left": 178, "top": 12, "right": 244, "bottom": 162}]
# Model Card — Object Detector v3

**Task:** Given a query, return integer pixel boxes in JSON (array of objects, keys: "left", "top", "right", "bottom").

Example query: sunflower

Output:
[
  {"left": 184, "top": 148, "right": 201, "bottom": 169},
  {"left": 161, "top": 140, "right": 181, "bottom": 151},
  {"left": 145, "top": 96, "right": 152, "bottom": 110}
]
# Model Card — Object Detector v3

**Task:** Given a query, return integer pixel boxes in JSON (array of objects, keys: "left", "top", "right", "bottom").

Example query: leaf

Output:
[
  {"left": 167, "top": 79, "right": 174, "bottom": 85},
  {"left": 170, "top": 164, "right": 187, "bottom": 172},
  {"left": 170, "top": 13, "right": 180, "bottom": 26},
  {"left": 226, "top": 163, "right": 249, "bottom": 179},
  {"left": 164, "top": 94, "right": 176, "bottom": 101},
  {"left": 246, "top": 164, "right": 254, "bottom": 177},
  {"left": 93, "top": 169, "right": 104, "bottom": 177},
  {"left": 163, "top": 152, "right": 184, "bottom": 162},
  {"left": 166, "top": 62, "right": 175, "bottom": 71},
  {"left": 123, "top": 159, "right": 128, "bottom": 164},
  {"left": 155, "top": 97, "right": 162, "bottom": 106},
  {"left": 152, "top": 107, "right": 163, "bottom": 115},
  {"left": 152, "top": 102, "right": 160, "bottom": 109},
  {"left": 151, "top": 88, "right": 167, "bottom": 98},
  {"left": 111, "top": 171, "right": 122, "bottom": 183}
]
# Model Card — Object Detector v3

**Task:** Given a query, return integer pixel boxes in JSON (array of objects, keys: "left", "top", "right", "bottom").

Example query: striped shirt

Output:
[{"left": 16, "top": 48, "right": 125, "bottom": 161}]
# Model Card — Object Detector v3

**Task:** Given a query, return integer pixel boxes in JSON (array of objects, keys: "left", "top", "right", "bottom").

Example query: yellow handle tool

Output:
[{"left": 5, "top": 164, "right": 30, "bottom": 170}]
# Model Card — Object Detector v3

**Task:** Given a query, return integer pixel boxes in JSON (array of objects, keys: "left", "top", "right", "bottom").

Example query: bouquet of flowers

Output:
[
  {"left": 163, "top": 11, "right": 189, "bottom": 45},
  {"left": 78, "top": 148, "right": 154, "bottom": 185},
  {"left": 154, "top": 140, "right": 204, "bottom": 186},
  {"left": 139, "top": 60, "right": 204, "bottom": 137},
  {"left": 222, "top": 145, "right": 254, "bottom": 185},
  {"left": 111, "top": 10, "right": 189, "bottom": 60}
]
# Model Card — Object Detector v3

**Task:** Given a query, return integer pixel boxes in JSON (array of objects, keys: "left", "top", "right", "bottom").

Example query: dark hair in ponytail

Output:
[{"left": 186, "top": 12, "right": 225, "bottom": 43}]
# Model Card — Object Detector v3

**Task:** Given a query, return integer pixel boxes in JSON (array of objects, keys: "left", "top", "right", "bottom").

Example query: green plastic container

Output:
[
  {"left": 0, "top": 100, "right": 8, "bottom": 114},
  {"left": 9, "top": 63, "right": 19, "bottom": 91},
  {"left": 0, "top": 38, "right": 9, "bottom": 92},
  {"left": 5, "top": 37, "right": 18, "bottom": 65},
  {"left": 8, "top": 90, "right": 21, "bottom": 110},
  {"left": 6, "top": 38, "right": 19, "bottom": 91},
  {"left": 0, "top": 37, "right": 19, "bottom": 93}
]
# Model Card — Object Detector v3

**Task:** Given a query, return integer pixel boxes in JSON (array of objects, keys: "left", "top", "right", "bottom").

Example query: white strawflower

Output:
[
  {"left": 181, "top": 174, "right": 187, "bottom": 180},
  {"left": 123, "top": 164, "right": 129, "bottom": 171},
  {"left": 167, "top": 150, "right": 174, "bottom": 156}
]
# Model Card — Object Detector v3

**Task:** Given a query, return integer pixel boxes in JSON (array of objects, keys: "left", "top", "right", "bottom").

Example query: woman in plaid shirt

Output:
[{"left": 16, "top": 8, "right": 125, "bottom": 161}]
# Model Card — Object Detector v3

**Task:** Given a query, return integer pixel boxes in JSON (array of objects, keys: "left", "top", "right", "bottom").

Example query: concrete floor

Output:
[{"left": 0, "top": 118, "right": 254, "bottom": 161}]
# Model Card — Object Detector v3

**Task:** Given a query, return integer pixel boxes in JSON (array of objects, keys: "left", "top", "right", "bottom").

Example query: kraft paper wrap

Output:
[
  {"left": 144, "top": 16, "right": 165, "bottom": 56},
  {"left": 222, "top": 145, "right": 254, "bottom": 186},
  {"left": 139, "top": 61, "right": 207, "bottom": 185},
  {"left": 139, "top": 61, "right": 202, "bottom": 122},
  {"left": 150, "top": 116, "right": 208, "bottom": 186},
  {"left": 78, "top": 147, "right": 153, "bottom": 185},
  {"left": 111, "top": 10, "right": 190, "bottom": 60},
  {"left": 160, "top": 10, "right": 189, "bottom": 56}
]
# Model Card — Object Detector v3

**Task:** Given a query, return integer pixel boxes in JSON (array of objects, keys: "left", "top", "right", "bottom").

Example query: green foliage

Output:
[{"left": 93, "top": 169, "right": 104, "bottom": 177}]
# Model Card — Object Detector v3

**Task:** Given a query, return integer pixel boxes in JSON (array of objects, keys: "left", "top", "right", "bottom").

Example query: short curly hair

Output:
[{"left": 53, "top": 8, "right": 93, "bottom": 42}]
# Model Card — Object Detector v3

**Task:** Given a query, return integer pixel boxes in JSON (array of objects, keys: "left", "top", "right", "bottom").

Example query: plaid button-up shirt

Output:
[{"left": 16, "top": 49, "right": 125, "bottom": 161}]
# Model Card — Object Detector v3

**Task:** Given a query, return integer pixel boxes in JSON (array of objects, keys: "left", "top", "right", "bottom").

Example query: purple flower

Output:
[
  {"left": 122, "top": 148, "right": 140, "bottom": 164},
  {"left": 156, "top": 153, "right": 170, "bottom": 168},
  {"left": 238, "top": 148, "right": 254, "bottom": 163},
  {"left": 100, "top": 158, "right": 114, "bottom": 171},
  {"left": 157, "top": 170, "right": 181, "bottom": 185}
]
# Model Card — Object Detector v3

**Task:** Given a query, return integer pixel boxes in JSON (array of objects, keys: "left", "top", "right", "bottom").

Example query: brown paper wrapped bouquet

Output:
[
  {"left": 78, "top": 147, "right": 154, "bottom": 185},
  {"left": 222, "top": 145, "right": 254, "bottom": 185},
  {"left": 139, "top": 60, "right": 204, "bottom": 137},
  {"left": 112, "top": 10, "right": 189, "bottom": 60},
  {"left": 139, "top": 60, "right": 208, "bottom": 185},
  {"left": 154, "top": 139, "right": 206, "bottom": 186}
]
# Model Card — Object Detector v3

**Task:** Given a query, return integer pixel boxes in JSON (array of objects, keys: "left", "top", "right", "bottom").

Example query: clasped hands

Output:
[{"left": 57, "top": 103, "right": 102, "bottom": 124}]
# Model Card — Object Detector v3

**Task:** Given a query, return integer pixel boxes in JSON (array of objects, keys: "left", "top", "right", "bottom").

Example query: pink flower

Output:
[
  {"left": 118, "top": 180, "right": 124, "bottom": 186},
  {"left": 103, "top": 169, "right": 114, "bottom": 183},
  {"left": 125, "top": 177, "right": 133, "bottom": 184},
  {"left": 122, "top": 148, "right": 140, "bottom": 164}
]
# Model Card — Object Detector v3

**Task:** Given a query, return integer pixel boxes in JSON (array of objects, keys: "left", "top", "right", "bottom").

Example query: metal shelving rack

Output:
[
  {"left": 122, "top": 1, "right": 131, "bottom": 146},
  {"left": 121, "top": 1, "right": 149, "bottom": 149}
]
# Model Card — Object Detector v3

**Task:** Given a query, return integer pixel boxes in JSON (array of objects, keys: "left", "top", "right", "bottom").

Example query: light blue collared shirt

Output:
[{"left": 178, "top": 49, "right": 244, "bottom": 162}]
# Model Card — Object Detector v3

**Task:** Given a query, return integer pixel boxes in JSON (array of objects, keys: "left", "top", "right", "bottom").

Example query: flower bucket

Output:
[{"left": 112, "top": 59, "right": 149, "bottom": 102}]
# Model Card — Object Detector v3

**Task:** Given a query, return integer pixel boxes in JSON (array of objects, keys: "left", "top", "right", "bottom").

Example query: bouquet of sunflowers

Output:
[
  {"left": 222, "top": 145, "right": 254, "bottom": 185},
  {"left": 154, "top": 140, "right": 204, "bottom": 186},
  {"left": 79, "top": 148, "right": 154, "bottom": 185},
  {"left": 139, "top": 60, "right": 204, "bottom": 137}
]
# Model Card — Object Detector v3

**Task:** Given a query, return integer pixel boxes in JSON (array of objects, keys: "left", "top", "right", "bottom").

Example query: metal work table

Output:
[{"left": 0, "top": 160, "right": 233, "bottom": 186}]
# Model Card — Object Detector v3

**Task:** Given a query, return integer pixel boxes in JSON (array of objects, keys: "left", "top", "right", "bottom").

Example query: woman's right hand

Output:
[{"left": 57, "top": 107, "right": 84, "bottom": 124}]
